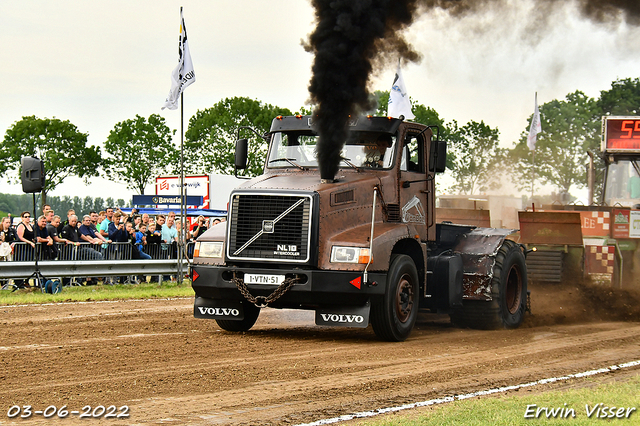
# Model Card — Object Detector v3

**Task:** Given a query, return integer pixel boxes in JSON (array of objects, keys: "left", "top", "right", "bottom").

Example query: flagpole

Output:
[
  {"left": 531, "top": 150, "right": 535, "bottom": 206},
  {"left": 162, "top": 5, "right": 194, "bottom": 283},
  {"left": 179, "top": 90, "right": 185, "bottom": 284},
  {"left": 179, "top": 6, "right": 185, "bottom": 284},
  {"left": 528, "top": 91, "right": 539, "bottom": 208}
]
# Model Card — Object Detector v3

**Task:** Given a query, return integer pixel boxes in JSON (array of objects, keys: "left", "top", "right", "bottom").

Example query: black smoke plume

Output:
[
  {"left": 306, "top": 0, "right": 420, "bottom": 181},
  {"left": 306, "top": 0, "right": 640, "bottom": 181}
]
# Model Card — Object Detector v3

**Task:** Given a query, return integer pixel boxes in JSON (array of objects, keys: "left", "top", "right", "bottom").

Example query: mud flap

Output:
[
  {"left": 315, "top": 301, "right": 370, "bottom": 328},
  {"left": 194, "top": 296, "right": 245, "bottom": 320}
]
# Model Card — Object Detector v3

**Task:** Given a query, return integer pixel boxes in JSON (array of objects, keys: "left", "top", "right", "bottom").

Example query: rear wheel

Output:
[
  {"left": 451, "top": 240, "right": 527, "bottom": 329},
  {"left": 371, "top": 254, "right": 419, "bottom": 341},
  {"left": 216, "top": 302, "right": 261, "bottom": 332}
]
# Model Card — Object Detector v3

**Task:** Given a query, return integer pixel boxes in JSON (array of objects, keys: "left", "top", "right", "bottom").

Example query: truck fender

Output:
[{"left": 451, "top": 227, "right": 520, "bottom": 300}]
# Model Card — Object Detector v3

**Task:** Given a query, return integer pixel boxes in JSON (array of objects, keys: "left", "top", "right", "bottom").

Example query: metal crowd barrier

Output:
[
  {"left": 7, "top": 242, "right": 195, "bottom": 262},
  {"left": 0, "top": 242, "right": 195, "bottom": 284}
]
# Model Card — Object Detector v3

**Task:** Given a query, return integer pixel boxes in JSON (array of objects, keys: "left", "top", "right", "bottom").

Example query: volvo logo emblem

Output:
[{"left": 262, "top": 220, "right": 274, "bottom": 233}]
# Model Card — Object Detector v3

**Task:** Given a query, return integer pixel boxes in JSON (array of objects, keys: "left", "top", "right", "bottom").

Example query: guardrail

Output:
[
  {"left": 0, "top": 241, "right": 193, "bottom": 283},
  {"left": 0, "top": 259, "right": 189, "bottom": 279}
]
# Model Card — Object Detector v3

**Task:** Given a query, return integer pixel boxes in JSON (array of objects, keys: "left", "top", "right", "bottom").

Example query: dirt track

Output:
[{"left": 1, "top": 281, "right": 640, "bottom": 425}]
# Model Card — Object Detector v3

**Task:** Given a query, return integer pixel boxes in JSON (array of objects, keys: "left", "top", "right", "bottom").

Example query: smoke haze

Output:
[{"left": 306, "top": 0, "right": 640, "bottom": 181}]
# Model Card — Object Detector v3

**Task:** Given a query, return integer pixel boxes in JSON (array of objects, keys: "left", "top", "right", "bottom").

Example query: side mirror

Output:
[
  {"left": 235, "top": 139, "right": 248, "bottom": 171},
  {"left": 429, "top": 140, "right": 447, "bottom": 173}
]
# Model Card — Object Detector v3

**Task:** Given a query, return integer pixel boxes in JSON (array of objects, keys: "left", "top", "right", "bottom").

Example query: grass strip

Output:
[
  {"left": 355, "top": 375, "right": 640, "bottom": 426},
  {"left": 0, "top": 279, "right": 194, "bottom": 305}
]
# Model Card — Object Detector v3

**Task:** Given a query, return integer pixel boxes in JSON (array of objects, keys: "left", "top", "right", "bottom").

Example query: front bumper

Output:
[{"left": 191, "top": 264, "right": 387, "bottom": 309}]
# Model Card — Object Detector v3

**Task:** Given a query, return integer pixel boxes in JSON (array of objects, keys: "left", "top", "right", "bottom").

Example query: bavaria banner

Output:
[{"left": 162, "top": 8, "right": 195, "bottom": 110}]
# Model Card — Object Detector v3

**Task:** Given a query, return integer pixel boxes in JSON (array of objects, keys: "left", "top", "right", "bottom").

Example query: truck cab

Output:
[{"left": 192, "top": 115, "right": 527, "bottom": 341}]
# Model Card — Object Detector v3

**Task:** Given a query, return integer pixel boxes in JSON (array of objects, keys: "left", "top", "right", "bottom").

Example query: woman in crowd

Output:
[
  {"left": 0, "top": 216, "right": 15, "bottom": 262},
  {"left": 1, "top": 216, "right": 16, "bottom": 244},
  {"left": 12, "top": 212, "right": 36, "bottom": 288},
  {"left": 15, "top": 211, "right": 36, "bottom": 261}
]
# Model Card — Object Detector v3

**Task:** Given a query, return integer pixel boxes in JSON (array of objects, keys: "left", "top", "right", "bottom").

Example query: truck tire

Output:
[
  {"left": 451, "top": 239, "right": 527, "bottom": 330},
  {"left": 215, "top": 303, "right": 261, "bottom": 332},
  {"left": 371, "top": 254, "right": 419, "bottom": 341}
]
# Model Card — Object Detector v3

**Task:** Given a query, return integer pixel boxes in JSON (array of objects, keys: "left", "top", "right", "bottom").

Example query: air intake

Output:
[{"left": 227, "top": 192, "right": 313, "bottom": 263}]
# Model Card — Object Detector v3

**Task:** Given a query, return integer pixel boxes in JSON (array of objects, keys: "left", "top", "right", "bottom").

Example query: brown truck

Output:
[{"left": 191, "top": 115, "right": 528, "bottom": 341}]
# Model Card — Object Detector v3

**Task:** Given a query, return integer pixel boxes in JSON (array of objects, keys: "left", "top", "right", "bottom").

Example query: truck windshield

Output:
[
  {"left": 267, "top": 131, "right": 397, "bottom": 169},
  {"left": 604, "top": 160, "right": 640, "bottom": 207}
]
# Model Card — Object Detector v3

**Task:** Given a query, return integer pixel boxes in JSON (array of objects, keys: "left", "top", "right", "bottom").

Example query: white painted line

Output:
[{"left": 294, "top": 359, "right": 640, "bottom": 426}]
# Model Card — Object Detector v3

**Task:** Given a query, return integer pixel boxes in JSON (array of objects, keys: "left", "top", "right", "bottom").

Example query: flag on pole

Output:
[
  {"left": 162, "top": 8, "right": 195, "bottom": 110},
  {"left": 527, "top": 93, "right": 542, "bottom": 151},
  {"left": 388, "top": 62, "right": 415, "bottom": 120}
]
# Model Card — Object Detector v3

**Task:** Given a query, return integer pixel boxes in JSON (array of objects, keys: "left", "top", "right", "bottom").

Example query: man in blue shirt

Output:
[
  {"left": 161, "top": 215, "right": 178, "bottom": 247},
  {"left": 160, "top": 215, "right": 179, "bottom": 282},
  {"left": 99, "top": 207, "right": 114, "bottom": 238},
  {"left": 79, "top": 215, "right": 107, "bottom": 244}
]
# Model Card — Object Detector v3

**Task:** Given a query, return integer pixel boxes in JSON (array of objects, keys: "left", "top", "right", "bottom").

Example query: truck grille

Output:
[{"left": 227, "top": 193, "right": 312, "bottom": 263}]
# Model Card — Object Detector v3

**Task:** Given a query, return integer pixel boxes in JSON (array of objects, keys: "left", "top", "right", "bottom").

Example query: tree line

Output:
[
  {"left": 1, "top": 77, "right": 639, "bottom": 204},
  {"left": 0, "top": 193, "right": 126, "bottom": 219}
]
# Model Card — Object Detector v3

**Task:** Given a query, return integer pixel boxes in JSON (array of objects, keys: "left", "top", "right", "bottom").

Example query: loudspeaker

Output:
[{"left": 21, "top": 157, "right": 45, "bottom": 193}]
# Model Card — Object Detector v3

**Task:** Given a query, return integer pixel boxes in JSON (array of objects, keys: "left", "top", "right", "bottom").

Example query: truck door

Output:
[{"left": 399, "top": 130, "right": 433, "bottom": 241}]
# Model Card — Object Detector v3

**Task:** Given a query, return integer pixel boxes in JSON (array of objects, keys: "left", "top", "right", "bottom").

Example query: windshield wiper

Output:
[
  {"left": 268, "top": 157, "right": 305, "bottom": 170},
  {"left": 340, "top": 156, "right": 359, "bottom": 170}
]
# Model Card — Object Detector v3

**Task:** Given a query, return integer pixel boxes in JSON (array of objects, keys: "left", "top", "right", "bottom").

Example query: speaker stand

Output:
[{"left": 16, "top": 193, "right": 47, "bottom": 291}]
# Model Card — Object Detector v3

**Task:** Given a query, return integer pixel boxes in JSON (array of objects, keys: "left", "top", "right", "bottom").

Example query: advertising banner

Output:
[{"left": 156, "top": 175, "right": 210, "bottom": 208}]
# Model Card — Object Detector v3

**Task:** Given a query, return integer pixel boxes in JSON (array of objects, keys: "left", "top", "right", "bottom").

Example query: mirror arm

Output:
[
  {"left": 402, "top": 175, "right": 434, "bottom": 188},
  {"left": 236, "top": 126, "right": 269, "bottom": 142}
]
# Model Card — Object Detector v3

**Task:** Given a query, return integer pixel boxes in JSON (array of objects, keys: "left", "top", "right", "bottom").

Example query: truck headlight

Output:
[
  {"left": 330, "top": 246, "right": 370, "bottom": 264},
  {"left": 195, "top": 241, "right": 224, "bottom": 258}
]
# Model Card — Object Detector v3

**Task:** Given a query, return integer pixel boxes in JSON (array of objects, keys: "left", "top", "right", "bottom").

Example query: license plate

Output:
[{"left": 245, "top": 273, "right": 285, "bottom": 285}]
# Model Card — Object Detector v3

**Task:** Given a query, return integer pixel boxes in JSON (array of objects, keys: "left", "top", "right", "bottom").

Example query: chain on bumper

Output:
[{"left": 231, "top": 272, "right": 300, "bottom": 308}]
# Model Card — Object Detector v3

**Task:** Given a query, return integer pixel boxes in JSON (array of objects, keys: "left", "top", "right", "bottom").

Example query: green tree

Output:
[
  {"left": 104, "top": 114, "right": 177, "bottom": 195},
  {"left": 82, "top": 196, "right": 94, "bottom": 215},
  {"left": 374, "top": 90, "right": 456, "bottom": 170},
  {"left": 0, "top": 193, "right": 32, "bottom": 217},
  {"left": 93, "top": 197, "right": 105, "bottom": 213},
  {"left": 509, "top": 91, "right": 601, "bottom": 197},
  {"left": 373, "top": 90, "right": 390, "bottom": 116},
  {"left": 184, "top": 97, "right": 292, "bottom": 177},
  {"left": 447, "top": 120, "right": 503, "bottom": 195},
  {"left": 598, "top": 77, "right": 640, "bottom": 116},
  {"left": 506, "top": 142, "right": 536, "bottom": 196},
  {"left": 72, "top": 196, "right": 82, "bottom": 214},
  {"left": 0, "top": 116, "right": 101, "bottom": 205}
]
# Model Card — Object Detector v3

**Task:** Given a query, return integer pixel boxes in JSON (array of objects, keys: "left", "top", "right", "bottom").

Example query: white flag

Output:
[
  {"left": 162, "top": 8, "right": 196, "bottom": 110},
  {"left": 527, "top": 93, "right": 542, "bottom": 151},
  {"left": 388, "top": 63, "right": 415, "bottom": 120}
]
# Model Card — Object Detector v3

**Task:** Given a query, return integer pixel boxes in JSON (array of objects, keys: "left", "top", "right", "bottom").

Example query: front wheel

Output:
[
  {"left": 451, "top": 239, "right": 527, "bottom": 329},
  {"left": 371, "top": 254, "right": 419, "bottom": 341},
  {"left": 216, "top": 302, "right": 261, "bottom": 332}
]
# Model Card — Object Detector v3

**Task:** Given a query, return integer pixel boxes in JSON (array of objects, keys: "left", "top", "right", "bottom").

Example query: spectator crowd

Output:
[{"left": 1, "top": 205, "right": 225, "bottom": 286}]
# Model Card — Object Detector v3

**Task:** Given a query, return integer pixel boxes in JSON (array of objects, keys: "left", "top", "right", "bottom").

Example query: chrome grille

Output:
[{"left": 227, "top": 193, "right": 312, "bottom": 262}]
